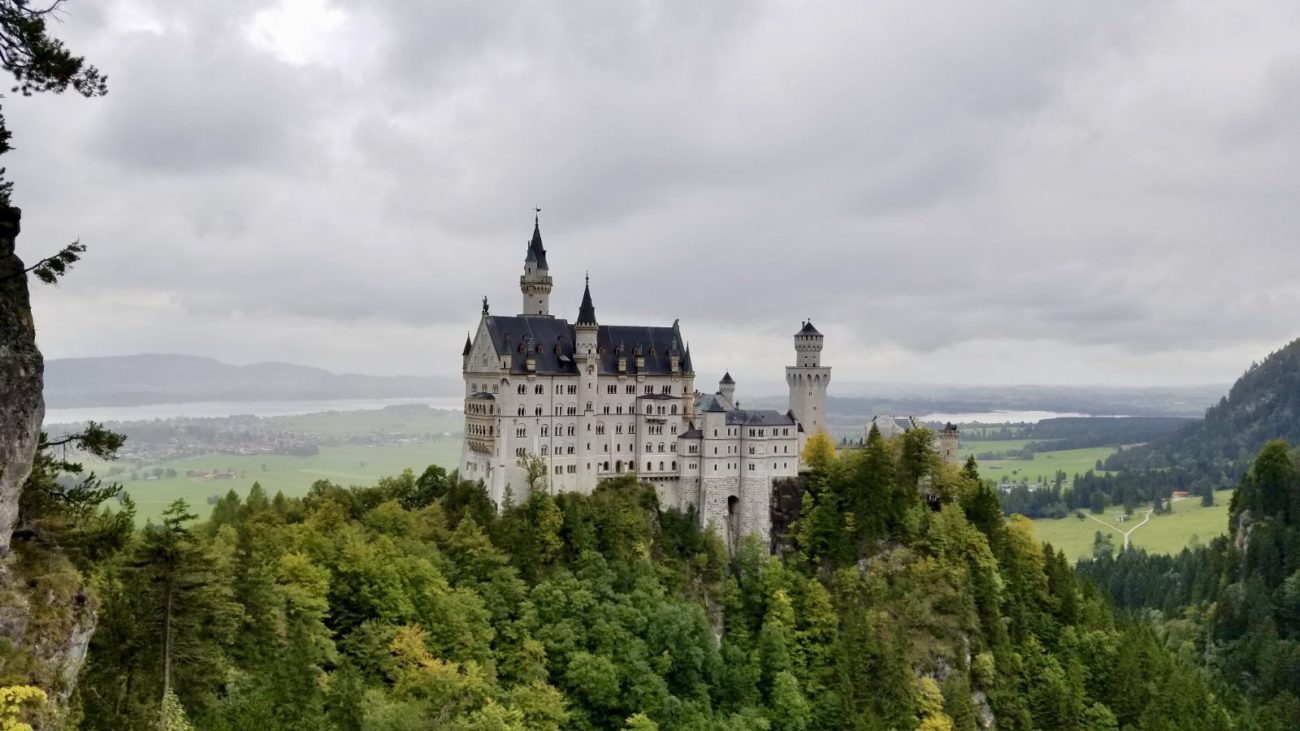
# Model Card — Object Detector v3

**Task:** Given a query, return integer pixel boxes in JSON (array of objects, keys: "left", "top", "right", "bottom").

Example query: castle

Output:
[{"left": 459, "top": 217, "right": 830, "bottom": 546}]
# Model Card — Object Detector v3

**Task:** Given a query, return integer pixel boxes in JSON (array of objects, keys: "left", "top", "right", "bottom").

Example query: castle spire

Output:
[
  {"left": 526, "top": 209, "right": 548, "bottom": 270},
  {"left": 576, "top": 274, "right": 597, "bottom": 327},
  {"left": 520, "top": 211, "right": 553, "bottom": 316}
]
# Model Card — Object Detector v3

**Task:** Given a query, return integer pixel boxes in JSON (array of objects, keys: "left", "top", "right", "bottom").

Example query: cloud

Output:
[{"left": 11, "top": 0, "right": 1300, "bottom": 390}]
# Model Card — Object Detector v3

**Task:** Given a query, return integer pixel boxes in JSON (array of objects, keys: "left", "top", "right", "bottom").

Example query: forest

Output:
[
  {"left": 2, "top": 425, "right": 1259, "bottom": 729},
  {"left": 1079, "top": 439, "right": 1300, "bottom": 725}
]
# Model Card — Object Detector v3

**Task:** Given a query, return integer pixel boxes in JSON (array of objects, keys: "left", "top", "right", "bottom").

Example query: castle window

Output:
[
  {"left": 541, "top": 425, "right": 549, "bottom": 437},
  {"left": 535, "top": 385, "right": 543, "bottom": 394},
  {"left": 646, "top": 461, "right": 652, "bottom": 471},
  {"left": 670, "top": 443, "right": 676, "bottom": 452},
  {"left": 567, "top": 425, "right": 576, "bottom": 436},
  {"left": 535, "top": 406, "right": 542, "bottom": 416},
  {"left": 616, "top": 424, "right": 623, "bottom": 434},
  {"left": 607, "top": 385, "right": 617, "bottom": 394},
  {"left": 515, "top": 448, "right": 526, "bottom": 457},
  {"left": 670, "top": 425, "right": 677, "bottom": 435},
  {"left": 659, "top": 461, "right": 664, "bottom": 470},
  {"left": 603, "top": 444, "right": 608, "bottom": 452},
  {"left": 540, "top": 445, "right": 548, "bottom": 455},
  {"left": 603, "top": 461, "right": 609, "bottom": 471},
  {"left": 646, "top": 405, "right": 653, "bottom": 414},
  {"left": 567, "top": 465, "right": 576, "bottom": 473},
  {"left": 567, "top": 407, "right": 576, "bottom": 416},
  {"left": 554, "top": 466, "right": 562, "bottom": 475},
  {"left": 586, "top": 401, "right": 592, "bottom": 412},
  {"left": 516, "top": 427, "right": 526, "bottom": 438},
  {"left": 713, "top": 429, "right": 717, "bottom": 437},
  {"left": 555, "top": 385, "right": 563, "bottom": 394},
  {"left": 671, "top": 405, "right": 677, "bottom": 415},
  {"left": 518, "top": 407, "right": 526, "bottom": 416},
  {"left": 714, "top": 447, "right": 718, "bottom": 454},
  {"left": 567, "top": 446, "right": 575, "bottom": 454},
  {"left": 662, "top": 385, "right": 671, "bottom": 394},
  {"left": 644, "top": 385, "right": 652, "bottom": 394},
  {"left": 646, "top": 443, "right": 652, "bottom": 453},
  {"left": 616, "top": 406, "right": 623, "bottom": 414},
  {"left": 626, "top": 385, "right": 635, "bottom": 394},
  {"left": 567, "top": 385, "right": 577, "bottom": 394},
  {"left": 596, "top": 425, "right": 605, "bottom": 435},
  {"left": 671, "top": 461, "right": 676, "bottom": 470},
  {"left": 713, "top": 465, "right": 717, "bottom": 471},
  {"left": 603, "top": 406, "right": 610, "bottom": 414},
  {"left": 518, "top": 385, "right": 526, "bottom": 394}
]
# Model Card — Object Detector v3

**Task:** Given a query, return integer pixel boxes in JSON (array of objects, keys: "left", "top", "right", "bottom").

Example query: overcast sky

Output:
[{"left": 13, "top": 0, "right": 1300, "bottom": 390}]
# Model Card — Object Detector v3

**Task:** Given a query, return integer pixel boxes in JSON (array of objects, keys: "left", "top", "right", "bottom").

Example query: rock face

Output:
[
  {"left": 0, "top": 207, "right": 97, "bottom": 726},
  {"left": 0, "top": 206, "right": 43, "bottom": 554}
]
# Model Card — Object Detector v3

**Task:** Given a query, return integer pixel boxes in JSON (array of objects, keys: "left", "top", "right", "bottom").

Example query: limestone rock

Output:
[{"left": 0, "top": 206, "right": 43, "bottom": 554}]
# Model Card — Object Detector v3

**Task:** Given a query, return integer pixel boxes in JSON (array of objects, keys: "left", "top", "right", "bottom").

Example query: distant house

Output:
[{"left": 1172, "top": 490, "right": 1190, "bottom": 498}]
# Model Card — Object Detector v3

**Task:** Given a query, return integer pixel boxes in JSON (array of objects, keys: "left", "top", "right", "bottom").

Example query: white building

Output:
[{"left": 460, "top": 218, "right": 831, "bottom": 546}]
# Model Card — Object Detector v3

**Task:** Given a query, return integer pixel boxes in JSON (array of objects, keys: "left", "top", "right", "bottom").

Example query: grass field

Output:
[
  {"left": 112, "top": 440, "right": 461, "bottom": 523},
  {"left": 271, "top": 407, "right": 462, "bottom": 438},
  {"left": 971, "top": 446, "right": 1115, "bottom": 483},
  {"left": 1030, "top": 489, "right": 1233, "bottom": 562}
]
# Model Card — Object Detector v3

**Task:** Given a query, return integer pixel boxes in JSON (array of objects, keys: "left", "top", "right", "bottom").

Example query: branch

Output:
[{"left": 0, "top": 238, "right": 82, "bottom": 283}]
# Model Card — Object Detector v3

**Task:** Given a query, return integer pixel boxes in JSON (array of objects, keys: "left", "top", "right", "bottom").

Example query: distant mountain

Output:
[
  {"left": 1106, "top": 338, "right": 1300, "bottom": 481},
  {"left": 44, "top": 354, "right": 459, "bottom": 407}
]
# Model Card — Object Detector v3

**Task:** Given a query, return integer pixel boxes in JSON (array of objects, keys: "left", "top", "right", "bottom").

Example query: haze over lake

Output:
[{"left": 44, "top": 396, "right": 465, "bottom": 426}]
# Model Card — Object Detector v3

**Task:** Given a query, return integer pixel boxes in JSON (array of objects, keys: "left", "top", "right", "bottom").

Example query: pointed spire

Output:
[
  {"left": 720, "top": 371, "right": 735, "bottom": 385},
  {"left": 525, "top": 210, "right": 548, "bottom": 270},
  {"left": 576, "top": 274, "right": 597, "bottom": 327},
  {"left": 462, "top": 332, "right": 472, "bottom": 356}
]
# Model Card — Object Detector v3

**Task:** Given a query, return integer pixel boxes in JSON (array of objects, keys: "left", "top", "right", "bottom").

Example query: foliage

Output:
[
  {"left": 1081, "top": 439, "right": 1300, "bottom": 726},
  {"left": 0, "top": 686, "right": 44, "bottom": 731},
  {"left": 68, "top": 445, "right": 1249, "bottom": 730}
]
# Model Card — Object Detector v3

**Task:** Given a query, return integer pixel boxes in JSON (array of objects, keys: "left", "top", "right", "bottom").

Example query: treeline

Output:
[
  {"left": 1078, "top": 440, "right": 1300, "bottom": 725},
  {"left": 962, "top": 417, "right": 1193, "bottom": 450},
  {"left": 8, "top": 427, "right": 1252, "bottom": 729},
  {"left": 1000, "top": 468, "right": 1205, "bottom": 519}
]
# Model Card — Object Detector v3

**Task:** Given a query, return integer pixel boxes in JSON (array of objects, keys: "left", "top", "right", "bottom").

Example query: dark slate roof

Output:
[
  {"left": 469, "top": 391, "right": 495, "bottom": 399},
  {"left": 680, "top": 424, "right": 703, "bottom": 439},
  {"left": 696, "top": 393, "right": 729, "bottom": 412},
  {"left": 726, "top": 409, "right": 797, "bottom": 426},
  {"left": 720, "top": 371, "right": 735, "bottom": 384},
  {"left": 462, "top": 333, "right": 473, "bottom": 356},
  {"left": 525, "top": 220, "right": 549, "bottom": 270},
  {"left": 482, "top": 315, "right": 689, "bottom": 376},
  {"left": 576, "top": 280, "right": 597, "bottom": 326},
  {"left": 798, "top": 320, "right": 821, "bottom": 335}
]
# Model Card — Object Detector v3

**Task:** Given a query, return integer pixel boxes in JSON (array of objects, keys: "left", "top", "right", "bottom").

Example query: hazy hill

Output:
[
  {"left": 44, "top": 354, "right": 457, "bottom": 407},
  {"left": 1106, "top": 337, "right": 1300, "bottom": 481}
]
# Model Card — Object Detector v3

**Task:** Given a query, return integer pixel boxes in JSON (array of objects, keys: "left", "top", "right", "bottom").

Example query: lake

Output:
[
  {"left": 917, "top": 410, "right": 1102, "bottom": 424},
  {"left": 45, "top": 396, "right": 465, "bottom": 426}
]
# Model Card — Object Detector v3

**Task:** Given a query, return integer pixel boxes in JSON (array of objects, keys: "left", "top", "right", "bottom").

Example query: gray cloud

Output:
[{"left": 11, "top": 0, "right": 1300, "bottom": 388}]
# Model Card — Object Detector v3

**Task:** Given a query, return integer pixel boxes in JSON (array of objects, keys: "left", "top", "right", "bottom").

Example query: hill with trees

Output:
[
  {"left": 1079, "top": 439, "right": 1300, "bottom": 726},
  {"left": 1106, "top": 338, "right": 1300, "bottom": 483},
  {"left": 7, "top": 427, "right": 1244, "bottom": 729}
]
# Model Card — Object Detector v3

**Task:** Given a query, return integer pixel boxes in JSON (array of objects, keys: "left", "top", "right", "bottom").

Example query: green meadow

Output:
[
  {"left": 1029, "top": 489, "right": 1233, "bottom": 562},
  {"left": 970, "top": 445, "right": 1116, "bottom": 483},
  {"left": 112, "top": 440, "right": 461, "bottom": 523}
]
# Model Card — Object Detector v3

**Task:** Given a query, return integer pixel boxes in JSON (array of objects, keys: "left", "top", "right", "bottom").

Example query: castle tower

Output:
[
  {"left": 786, "top": 320, "right": 831, "bottom": 438},
  {"left": 519, "top": 214, "right": 553, "bottom": 317},
  {"left": 575, "top": 276, "right": 599, "bottom": 491},
  {"left": 939, "top": 423, "right": 960, "bottom": 465},
  {"left": 719, "top": 371, "right": 735, "bottom": 405}
]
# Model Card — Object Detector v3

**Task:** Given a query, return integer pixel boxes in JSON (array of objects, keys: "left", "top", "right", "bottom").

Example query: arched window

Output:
[
  {"left": 540, "top": 445, "right": 548, "bottom": 455},
  {"left": 671, "top": 405, "right": 677, "bottom": 415},
  {"left": 659, "top": 461, "right": 664, "bottom": 470},
  {"left": 517, "top": 384, "right": 526, "bottom": 394},
  {"left": 646, "top": 461, "right": 653, "bottom": 471},
  {"left": 535, "top": 384, "right": 543, "bottom": 394},
  {"left": 535, "top": 406, "right": 542, "bottom": 416},
  {"left": 671, "top": 461, "right": 677, "bottom": 470},
  {"left": 541, "top": 425, "right": 549, "bottom": 437},
  {"left": 517, "top": 406, "right": 525, "bottom": 416}
]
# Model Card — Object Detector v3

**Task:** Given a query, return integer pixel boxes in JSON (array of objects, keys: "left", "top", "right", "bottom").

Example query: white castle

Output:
[{"left": 460, "top": 217, "right": 830, "bottom": 546}]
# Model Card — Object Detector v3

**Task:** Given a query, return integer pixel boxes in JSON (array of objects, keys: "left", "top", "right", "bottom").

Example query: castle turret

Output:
[
  {"left": 786, "top": 320, "right": 831, "bottom": 440},
  {"left": 575, "top": 276, "right": 599, "bottom": 490},
  {"left": 462, "top": 333, "right": 472, "bottom": 371},
  {"left": 519, "top": 214, "right": 553, "bottom": 317},
  {"left": 939, "top": 423, "right": 960, "bottom": 465},
  {"left": 719, "top": 371, "right": 735, "bottom": 405}
]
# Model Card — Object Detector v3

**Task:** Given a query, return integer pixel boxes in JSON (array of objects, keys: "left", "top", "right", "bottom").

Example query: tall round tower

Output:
[
  {"left": 519, "top": 214, "right": 553, "bottom": 317},
  {"left": 786, "top": 320, "right": 831, "bottom": 438},
  {"left": 575, "top": 276, "right": 599, "bottom": 491}
]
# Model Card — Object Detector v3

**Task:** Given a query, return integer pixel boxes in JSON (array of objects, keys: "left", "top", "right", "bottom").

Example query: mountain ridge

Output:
[{"left": 44, "top": 353, "right": 458, "bottom": 408}]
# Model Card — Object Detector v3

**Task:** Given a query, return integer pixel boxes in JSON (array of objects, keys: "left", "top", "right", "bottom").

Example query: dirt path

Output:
[{"left": 1082, "top": 496, "right": 1187, "bottom": 549}]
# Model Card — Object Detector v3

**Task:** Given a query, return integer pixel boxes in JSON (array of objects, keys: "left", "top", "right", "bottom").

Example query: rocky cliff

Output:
[{"left": 0, "top": 207, "right": 97, "bottom": 727}]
